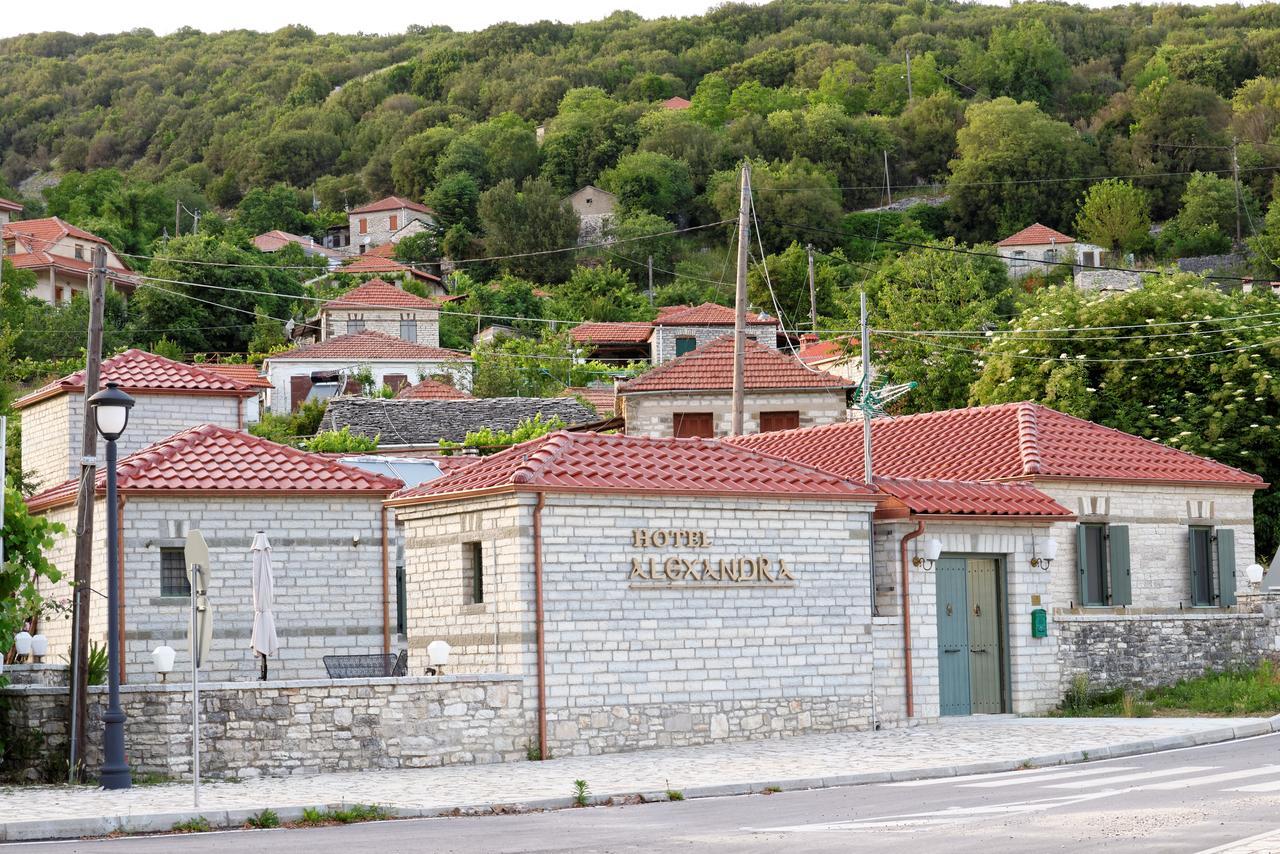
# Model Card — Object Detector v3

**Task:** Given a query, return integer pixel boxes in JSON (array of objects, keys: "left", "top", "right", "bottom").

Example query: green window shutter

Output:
[
  {"left": 1107, "top": 525, "right": 1131, "bottom": 606},
  {"left": 1216, "top": 528, "right": 1237, "bottom": 606},
  {"left": 1189, "top": 527, "right": 1203, "bottom": 605},
  {"left": 1076, "top": 525, "right": 1088, "bottom": 604}
]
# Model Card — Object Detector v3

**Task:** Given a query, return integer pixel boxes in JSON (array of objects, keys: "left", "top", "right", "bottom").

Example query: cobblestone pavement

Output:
[{"left": 0, "top": 716, "right": 1269, "bottom": 840}]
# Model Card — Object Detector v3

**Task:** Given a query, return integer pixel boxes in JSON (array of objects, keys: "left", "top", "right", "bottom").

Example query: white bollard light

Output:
[
  {"left": 152, "top": 645, "right": 177, "bottom": 682},
  {"left": 30, "top": 634, "right": 48, "bottom": 659},
  {"left": 426, "top": 640, "right": 452, "bottom": 675},
  {"left": 13, "top": 632, "right": 32, "bottom": 659}
]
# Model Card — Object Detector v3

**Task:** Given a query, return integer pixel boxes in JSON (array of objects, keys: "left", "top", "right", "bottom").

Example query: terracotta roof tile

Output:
[
  {"left": 996, "top": 223, "right": 1075, "bottom": 247},
  {"left": 560, "top": 386, "right": 616, "bottom": 414},
  {"left": 251, "top": 229, "right": 343, "bottom": 259},
  {"left": 5, "top": 216, "right": 108, "bottom": 247},
  {"left": 875, "top": 476, "right": 1071, "bottom": 518},
  {"left": 397, "top": 378, "right": 474, "bottom": 400},
  {"left": 270, "top": 329, "right": 471, "bottom": 362},
  {"left": 728, "top": 402, "right": 1264, "bottom": 488},
  {"left": 662, "top": 96, "right": 692, "bottom": 110},
  {"left": 653, "top": 302, "right": 776, "bottom": 326},
  {"left": 389, "top": 431, "right": 876, "bottom": 504},
  {"left": 15, "top": 349, "right": 256, "bottom": 409},
  {"left": 349, "top": 195, "right": 434, "bottom": 215},
  {"left": 0, "top": 196, "right": 22, "bottom": 212},
  {"left": 324, "top": 278, "right": 444, "bottom": 310},
  {"left": 342, "top": 254, "right": 441, "bottom": 282},
  {"left": 27, "top": 424, "right": 403, "bottom": 511},
  {"left": 798, "top": 335, "right": 858, "bottom": 365},
  {"left": 571, "top": 322, "right": 654, "bottom": 344},
  {"left": 198, "top": 364, "right": 273, "bottom": 389},
  {"left": 619, "top": 336, "right": 852, "bottom": 394}
]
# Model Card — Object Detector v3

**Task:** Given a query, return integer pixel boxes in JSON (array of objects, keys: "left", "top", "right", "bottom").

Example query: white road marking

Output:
[
  {"left": 1137, "top": 766, "right": 1280, "bottom": 791},
  {"left": 1195, "top": 827, "right": 1280, "bottom": 853},
  {"left": 962, "top": 766, "right": 1141, "bottom": 788},
  {"left": 1043, "top": 766, "right": 1217, "bottom": 790},
  {"left": 1224, "top": 779, "right": 1280, "bottom": 793}
]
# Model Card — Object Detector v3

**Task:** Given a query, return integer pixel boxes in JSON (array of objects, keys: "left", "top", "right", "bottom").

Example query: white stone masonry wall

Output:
[
  {"left": 650, "top": 323, "right": 776, "bottom": 364},
  {"left": 622, "top": 389, "right": 847, "bottom": 438},
  {"left": 321, "top": 307, "right": 440, "bottom": 347}
]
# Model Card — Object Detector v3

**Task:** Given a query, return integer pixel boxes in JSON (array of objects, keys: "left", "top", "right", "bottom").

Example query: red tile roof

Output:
[
  {"left": 571, "top": 321, "right": 654, "bottom": 344},
  {"left": 728, "top": 402, "right": 1264, "bottom": 488},
  {"left": 349, "top": 195, "right": 434, "bottom": 215},
  {"left": 28, "top": 424, "right": 402, "bottom": 511},
  {"left": 15, "top": 349, "right": 257, "bottom": 409},
  {"left": 251, "top": 229, "right": 343, "bottom": 259},
  {"left": 662, "top": 96, "right": 692, "bottom": 110},
  {"left": 560, "top": 386, "right": 616, "bottom": 414},
  {"left": 798, "top": 336, "right": 858, "bottom": 365},
  {"left": 324, "top": 278, "right": 444, "bottom": 310},
  {"left": 365, "top": 242, "right": 398, "bottom": 258},
  {"left": 269, "top": 329, "right": 471, "bottom": 362},
  {"left": 341, "top": 253, "right": 441, "bottom": 283},
  {"left": 198, "top": 364, "right": 273, "bottom": 389},
  {"left": 6, "top": 216, "right": 106, "bottom": 246},
  {"left": 619, "top": 336, "right": 852, "bottom": 394},
  {"left": 0, "top": 197, "right": 22, "bottom": 213},
  {"left": 875, "top": 476, "right": 1071, "bottom": 518},
  {"left": 397, "top": 378, "right": 474, "bottom": 400},
  {"left": 4, "top": 217, "right": 136, "bottom": 281},
  {"left": 388, "top": 431, "right": 877, "bottom": 505},
  {"left": 653, "top": 302, "right": 777, "bottom": 326},
  {"left": 996, "top": 223, "right": 1075, "bottom": 247}
]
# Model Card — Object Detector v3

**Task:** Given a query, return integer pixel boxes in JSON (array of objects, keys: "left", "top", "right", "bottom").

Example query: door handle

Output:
[
  {"left": 973, "top": 604, "right": 981, "bottom": 617},
  {"left": 946, "top": 603, "right": 953, "bottom": 616}
]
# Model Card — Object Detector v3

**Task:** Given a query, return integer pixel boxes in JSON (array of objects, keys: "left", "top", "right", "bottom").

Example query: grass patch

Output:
[
  {"left": 329, "top": 804, "right": 388, "bottom": 823},
  {"left": 245, "top": 808, "right": 280, "bottom": 829},
  {"left": 171, "top": 816, "right": 210, "bottom": 834},
  {"left": 1054, "top": 663, "right": 1280, "bottom": 718},
  {"left": 665, "top": 789, "right": 684, "bottom": 801}
]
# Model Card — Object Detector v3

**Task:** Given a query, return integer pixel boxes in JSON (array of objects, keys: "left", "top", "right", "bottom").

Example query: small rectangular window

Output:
[
  {"left": 673, "top": 412, "right": 715, "bottom": 438},
  {"left": 759, "top": 410, "right": 800, "bottom": 432},
  {"left": 1079, "top": 523, "right": 1108, "bottom": 606},
  {"left": 74, "top": 244, "right": 85, "bottom": 260},
  {"left": 389, "top": 214, "right": 398, "bottom": 231},
  {"left": 160, "top": 547, "right": 191, "bottom": 597},
  {"left": 1190, "top": 526, "right": 1215, "bottom": 606},
  {"left": 675, "top": 336, "right": 697, "bottom": 357},
  {"left": 400, "top": 317, "right": 417, "bottom": 341},
  {"left": 346, "top": 314, "right": 365, "bottom": 334},
  {"left": 1011, "top": 251, "right": 1028, "bottom": 274},
  {"left": 464, "top": 541, "right": 484, "bottom": 605},
  {"left": 359, "top": 218, "right": 368, "bottom": 234}
]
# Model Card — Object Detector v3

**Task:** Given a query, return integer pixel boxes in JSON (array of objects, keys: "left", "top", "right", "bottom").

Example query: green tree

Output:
[
  {"left": 236, "top": 184, "right": 310, "bottom": 235},
  {"left": 708, "top": 158, "right": 842, "bottom": 253},
  {"left": 978, "top": 19, "right": 1070, "bottom": 108},
  {"left": 547, "top": 263, "right": 651, "bottom": 322},
  {"left": 427, "top": 172, "right": 481, "bottom": 230},
  {"left": 477, "top": 178, "right": 580, "bottom": 282},
  {"left": 471, "top": 331, "right": 619, "bottom": 398},
  {"left": 747, "top": 242, "right": 854, "bottom": 326},
  {"left": 1, "top": 484, "right": 64, "bottom": 650},
  {"left": 598, "top": 151, "right": 694, "bottom": 222},
  {"left": 302, "top": 427, "right": 378, "bottom": 452},
  {"left": 869, "top": 53, "right": 944, "bottom": 116},
  {"left": 1074, "top": 179, "right": 1151, "bottom": 253},
  {"left": 689, "top": 73, "right": 731, "bottom": 126},
  {"left": 438, "top": 272, "right": 545, "bottom": 350},
  {"left": 1129, "top": 79, "right": 1231, "bottom": 218},
  {"left": 393, "top": 230, "right": 441, "bottom": 266}
]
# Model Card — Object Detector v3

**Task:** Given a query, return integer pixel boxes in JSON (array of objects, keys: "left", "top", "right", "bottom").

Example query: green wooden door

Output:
[
  {"left": 966, "top": 558, "right": 1003, "bottom": 714},
  {"left": 936, "top": 557, "right": 971, "bottom": 716}
]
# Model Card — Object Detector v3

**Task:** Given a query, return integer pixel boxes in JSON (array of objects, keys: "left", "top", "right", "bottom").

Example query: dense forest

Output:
[{"left": 5, "top": 1, "right": 1280, "bottom": 553}]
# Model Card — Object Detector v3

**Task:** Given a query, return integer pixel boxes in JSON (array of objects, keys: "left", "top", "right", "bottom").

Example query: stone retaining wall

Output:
[{"left": 1, "top": 674, "right": 529, "bottom": 781}]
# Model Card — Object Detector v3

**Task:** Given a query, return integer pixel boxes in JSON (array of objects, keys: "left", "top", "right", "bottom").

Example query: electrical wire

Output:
[{"left": 878, "top": 330, "right": 1280, "bottom": 364}]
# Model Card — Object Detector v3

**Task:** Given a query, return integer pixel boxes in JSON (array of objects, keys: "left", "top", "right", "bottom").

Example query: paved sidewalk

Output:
[{"left": 2, "top": 715, "right": 1275, "bottom": 842}]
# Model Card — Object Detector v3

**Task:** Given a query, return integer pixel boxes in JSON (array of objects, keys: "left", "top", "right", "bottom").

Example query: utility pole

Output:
[
  {"left": 192, "top": 209, "right": 201, "bottom": 235},
  {"left": 1231, "top": 138, "right": 1243, "bottom": 246},
  {"left": 175, "top": 199, "right": 181, "bottom": 238},
  {"left": 647, "top": 255, "right": 654, "bottom": 305},
  {"left": 904, "top": 49, "right": 913, "bottom": 103},
  {"left": 883, "top": 151, "right": 893, "bottom": 207},
  {"left": 806, "top": 243, "right": 817, "bottom": 331},
  {"left": 731, "top": 160, "right": 751, "bottom": 436},
  {"left": 67, "top": 244, "right": 107, "bottom": 783},
  {"left": 860, "top": 291, "right": 873, "bottom": 485}
]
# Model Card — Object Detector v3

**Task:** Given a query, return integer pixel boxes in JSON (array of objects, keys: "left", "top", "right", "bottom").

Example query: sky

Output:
[{"left": 0, "top": 0, "right": 1229, "bottom": 38}]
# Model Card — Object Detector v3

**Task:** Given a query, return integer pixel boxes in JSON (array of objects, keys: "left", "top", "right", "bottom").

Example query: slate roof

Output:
[
  {"left": 15, "top": 349, "right": 257, "bottom": 409},
  {"left": 653, "top": 302, "right": 776, "bottom": 326},
  {"left": 618, "top": 336, "right": 852, "bottom": 394},
  {"left": 323, "top": 278, "right": 444, "bottom": 310},
  {"left": 397, "top": 378, "right": 474, "bottom": 400},
  {"left": 268, "top": 330, "right": 471, "bottom": 362},
  {"left": 320, "top": 396, "right": 600, "bottom": 446},
  {"left": 349, "top": 195, "right": 434, "bottom": 215},
  {"left": 388, "top": 431, "right": 878, "bottom": 505},
  {"left": 727, "top": 402, "right": 1264, "bottom": 488},
  {"left": 27, "top": 424, "right": 402, "bottom": 511},
  {"left": 996, "top": 223, "right": 1075, "bottom": 247}
]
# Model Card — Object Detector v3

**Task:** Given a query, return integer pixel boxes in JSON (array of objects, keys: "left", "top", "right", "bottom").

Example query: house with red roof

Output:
[
  {"left": 262, "top": 329, "right": 473, "bottom": 413},
  {"left": 0, "top": 195, "right": 22, "bottom": 226},
  {"left": 3, "top": 216, "right": 138, "bottom": 306},
  {"left": 28, "top": 425, "right": 405, "bottom": 683},
  {"left": 797, "top": 333, "right": 862, "bottom": 382},
  {"left": 729, "top": 401, "right": 1271, "bottom": 716},
  {"left": 337, "top": 253, "right": 447, "bottom": 297},
  {"left": 14, "top": 349, "right": 260, "bottom": 491},
  {"left": 348, "top": 195, "right": 436, "bottom": 254},
  {"left": 661, "top": 96, "right": 692, "bottom": 110},
  {"left": 396, "top": 377, "right": 473, "bottom": 401},
  {"left": 617, "top": 335, "right": 852, "bottom": 438},
  {"left": 251, "top": 229, "right": 345, "bottom": 267},
  {"left": 570, "top": 302, "right": 781, "bottom": 365},
  {"left": 995, "top": 222, "right": 1112, "bottom": 280},
  {"left": 307, "top": 278, "right": 446, "bottom": 347}
]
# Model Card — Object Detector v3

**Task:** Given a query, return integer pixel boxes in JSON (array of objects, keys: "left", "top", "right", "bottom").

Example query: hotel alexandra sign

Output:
[{"left": 627, "top": 528, "right": 795, "bottom": 586}]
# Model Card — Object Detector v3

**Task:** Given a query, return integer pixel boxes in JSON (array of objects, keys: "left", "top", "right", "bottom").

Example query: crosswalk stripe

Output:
[
  {"left": 1224, "top": 779, "right": 1280, "bottom": 793},
  {"left": 1136, "top": 765, "right": 1280, "bottom": 791},
  {"left": 1043, "top": 766, "right": 1217, "bottom": 790},
  {"left": 962, "top": 766, "right": 1141, "bottom": 788}
]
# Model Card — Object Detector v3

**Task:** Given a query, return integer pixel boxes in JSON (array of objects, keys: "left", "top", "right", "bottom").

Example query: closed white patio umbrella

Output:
[{"left": 250, "top": 531, "right": 279, "bottom": 680}]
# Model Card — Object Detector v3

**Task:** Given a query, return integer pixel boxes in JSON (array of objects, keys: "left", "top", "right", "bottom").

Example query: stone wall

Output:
[
  {"left": 265, "top": 358, "right": 473, "bottom": 413},
  {"left": 1056, "top": 594, "right": 1280, "bottom": 693},
  {"left": 650, "top": 323, "right": 776, "bottom": 364},
  {"left": 621, "top": 389, "right": 848, "bottom": 438},
  {"left": 320, "top": 307, "right": 441, "bottom": 347},
  {"left": 349, "top": 209, "right": 433, "bottom": 250},
  {"left": 17, "top": 393, "right": 72, "bottom": 495},
  {"left": 1, "top": 674, "right": 527, "bottom": 780},
  {"left": 1074, "top": 269, "right": 1143, "bottom": 292}
]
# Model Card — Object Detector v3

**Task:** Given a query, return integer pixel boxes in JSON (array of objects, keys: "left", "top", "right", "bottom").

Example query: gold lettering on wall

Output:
[{"left": 627, "top": 530, "right": 795, "bottom": 586}]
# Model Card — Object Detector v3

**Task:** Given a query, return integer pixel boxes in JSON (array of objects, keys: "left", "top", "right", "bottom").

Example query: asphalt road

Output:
[{"left": 14, "top": 733, "right": 1280, "bottom": 854}]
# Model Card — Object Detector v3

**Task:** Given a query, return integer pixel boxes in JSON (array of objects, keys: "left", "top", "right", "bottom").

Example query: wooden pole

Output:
[
  {"left": 807, "top": 243, "right": 818, "bottom": 331},
  {"left": 731, "top": 161, "right": 751, "bottom": 436}
]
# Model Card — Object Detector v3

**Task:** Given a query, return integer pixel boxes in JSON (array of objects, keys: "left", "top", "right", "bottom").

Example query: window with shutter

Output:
[
  {"left": 1190, "top": 526, "right": 1214, "bottom": 606},
  {"left": 675, "top": 336, "right": 697, "bottom": 356},
  {"left": 759, "top": 411, "right": 800, "bottom": 432},
  {"left": 1076, "top": 523, "right": 1109, "bottom": 606},
  {"left": 289, "top": 375, "right": 313, "bottom": 412},
  {"left": 1107, "top": 525, "right": 1131, "bottom": 606},
  {"left": 389, "top": 214, "right": 398, "bottom": 231},
  {"left": 400, "top": 316, "right": 417, "bottom": 341},
  {"left": 673, "top": 412, "right": 714, "bottom": 438},
  {"left": 1216, "top": 528, "right": 1237, "bottom": 606}
]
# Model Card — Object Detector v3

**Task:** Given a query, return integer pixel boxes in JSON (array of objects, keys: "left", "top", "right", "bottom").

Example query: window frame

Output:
[
  {"left": 674, "top": 336, "right": 697, "bottom": 357},
  {"left": 389, "top": 214, "right": 398, "bottom": 231},
  {"left": 399, "top": 315, "right": 418, "bottom": 342},
  {"left": 759, "top": 410, "right": 801, "bottom": 433},
  {"left": 346, "top": 314, "right": 366, "bottom": 335},
  {"left": 358, "top": 217, "right": 368, "bottom": 234},
  {"left": 1010, "top": 250, "right": 1028, "bottom": 274},
  {"left": 672, "top": 412, "right": 715, "bottom": 438},
  {"left": 1078, "top": 523, "right": 1110, "bottom": 606},
  {"left": 160, "top": 547, "right": 191, "bottom": 598},
  {"left": 1189, "top": 525, "right": 1216, "bottom": 607},
  {"left": 464, "top": 541, "right": 484, "bottom": 605}
]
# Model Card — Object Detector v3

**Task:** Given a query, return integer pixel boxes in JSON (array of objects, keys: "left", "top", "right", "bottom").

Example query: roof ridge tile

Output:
[{"left": 1016, "top": 402, "right": 1044, "bottom": 475}]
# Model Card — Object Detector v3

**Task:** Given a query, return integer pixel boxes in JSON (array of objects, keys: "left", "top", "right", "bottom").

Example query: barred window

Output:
[{"left": 160, "top": 547, "right": 191, "bottom": 597}]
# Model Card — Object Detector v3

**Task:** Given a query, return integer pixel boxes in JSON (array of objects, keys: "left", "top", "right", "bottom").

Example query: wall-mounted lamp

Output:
[
  {"left": 1246, "top": 563, "right": 1265, "bottom": 586},
  {"left": 912, "top": 538, "right": 943, "bottom": 571},
  {"left": 151, "top": 645, "right": 176, "bottom": 682},
  {"left": 426, "top": 639, "right": 451, "bottom": 675},
  {"left": 1030, "top": 537, "right": 1058, "bottom": 571}
]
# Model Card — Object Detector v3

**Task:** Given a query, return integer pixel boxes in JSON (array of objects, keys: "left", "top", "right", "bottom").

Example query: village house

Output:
[
  {"left": 396, "top": 377, "right": 474, "bottom": 400},
  {"left": 14, "top": 349, "right": 259, "bottom": 492},
  {"left": 262, "top": 330, "right": 474, "bottom": 413},
  {"left": 251, "top": 229, "right": 345, "bottom": 267},
  {"left": 618, "top": 335, "right": 852, "bottom": 438},
  {"left": 797, "top": 334, "right": 861, "bottom": 382},
  {"left": 994, "top": 222, "right": 1133, "bottom": 291},
  {"left": 301, "top": 278, "right": 445, "bottom": 347},
  {"left": 28, "top": 425, "right": 404, "bottom": 684},
  {"left": 661, "top": 95, "right": 692, "bottom": 110},
  {"left": 570, "top": 303, "right": 780, "bottom": 365},
  {"left": 194, "top": 363, "right": 272, "bottom": 424},
  {"left": 348, "top": 195, "right": 436, "bottom": 253},
  {"left": 731, "top": 402, "right": 1272, "bottom": 710},
  {"left": 336, "top": 253, "right": 448, "bottom": 297},
  {"left": 2, "top": 216, "right": 138, "bottom": 306},
  {"left": 564, "top": 185, "right": 617, "bottom": 243}
]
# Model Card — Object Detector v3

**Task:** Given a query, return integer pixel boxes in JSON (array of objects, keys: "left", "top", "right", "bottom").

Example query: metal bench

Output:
[{"left": 322, "top": 650, "right": 407, "bottom": 678}]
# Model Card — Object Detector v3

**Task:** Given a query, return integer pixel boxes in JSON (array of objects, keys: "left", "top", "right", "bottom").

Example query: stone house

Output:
[
  {"left": 995, "top": 222, "right": 1109, "bottom": 282},
  {"left": 0, "top": 195, "right": 21, "bottom": 226},
  {"left": 262, "top": 330, "right": 474, "bottom": 413},
  {"left": 251, "top": 230, "right": 345, "bottom": 267},
  {"left": 731, "top": 401, "right": 1273, "bottom": 710},
  {"left": 618, "top": 335, "right": 852, "bottom": 438},
  {"left": 649, "top": 302, "right": 778, "bottom": 363},
  {"left": 336, "top": 254, "right": 448, "bottom": 297},
  {"left": 348, "top": 195, "right": 436, "bottom": 253},
  {"left": 14, "top": 349, "right": 259, "bottom": 492},
  {"left": 28, "top": 424, "right": 404, "bottom": 684},
  {"left": 797, "top": 334, "right": 862, "bottom": 383},
  {"left": 196, "top": 363, "right": 273, "bottom": 424},
  {"left": 570, "top": 321, "right": 656, "bottom": 364},
  {"left": 564, "top": 185, "right": 617, "bottom": 243},
  {"left": 311, "top": 278, "right": 444, "bottom": 347},
  {"left": 2, "top": 216, "right": 138, "bottom": 305}
]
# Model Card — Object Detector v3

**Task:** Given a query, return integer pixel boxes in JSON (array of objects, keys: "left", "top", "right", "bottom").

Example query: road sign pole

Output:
[{"left": 191, "top": 563, "right": 200, "bottom": 810}]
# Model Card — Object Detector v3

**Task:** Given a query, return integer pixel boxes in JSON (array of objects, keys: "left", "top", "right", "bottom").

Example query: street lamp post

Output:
[{"left": 88, "top": 381, "right": 134, "bottom": 790}]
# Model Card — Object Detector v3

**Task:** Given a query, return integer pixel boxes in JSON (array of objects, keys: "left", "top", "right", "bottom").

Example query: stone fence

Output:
[{"left": 1, "top": 672, "right": 529, "bottom": 781}]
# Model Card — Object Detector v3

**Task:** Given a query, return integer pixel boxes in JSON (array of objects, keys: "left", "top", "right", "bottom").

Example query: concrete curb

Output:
[{"left": 6, "top": 718, "right": 1278, "bottom": 843}]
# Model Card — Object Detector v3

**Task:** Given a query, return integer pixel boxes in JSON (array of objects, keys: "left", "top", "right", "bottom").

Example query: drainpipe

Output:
[
  {"left": 236, "top": 397, "right": 244, "bottom": 431},
  {"left": 533, "top": 492, "right": 548, "bottom": 761},
  {"left": 380, "top": 506, "right": 391, "bottom": 663},
  {"left": 899, "top": 519, "right": 925, "bottom": 718}
]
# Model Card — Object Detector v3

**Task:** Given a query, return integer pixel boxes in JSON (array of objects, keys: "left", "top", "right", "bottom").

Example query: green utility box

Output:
[{"left": 1031, "top": 608, "right": 1048, "bottom": 638}]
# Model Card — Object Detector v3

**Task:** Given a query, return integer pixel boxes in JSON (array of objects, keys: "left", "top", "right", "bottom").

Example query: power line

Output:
[{"left": 879, "top": 330, "right": 1280, "bottom": 364}]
